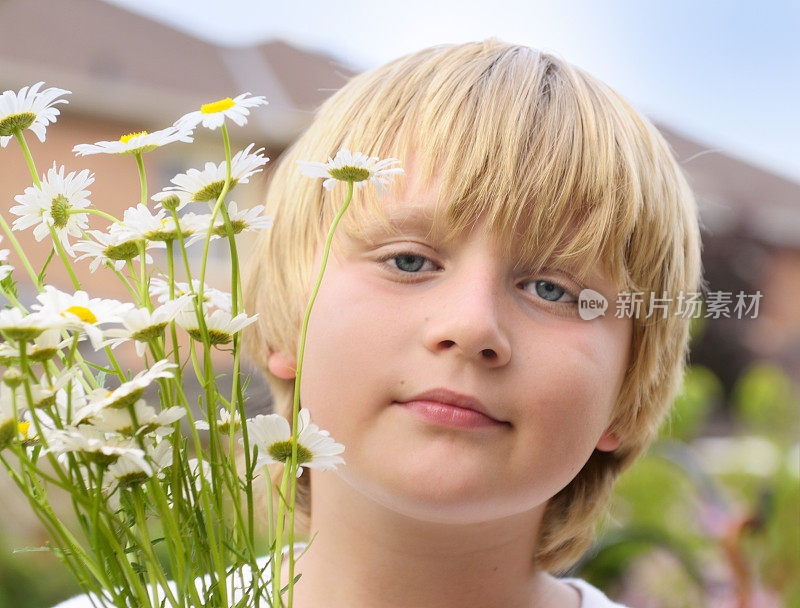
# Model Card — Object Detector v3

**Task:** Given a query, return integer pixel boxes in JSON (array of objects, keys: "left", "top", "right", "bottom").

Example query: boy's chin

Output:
[{"left": 337, "top": 461, "right": 547, "bottom": 526}]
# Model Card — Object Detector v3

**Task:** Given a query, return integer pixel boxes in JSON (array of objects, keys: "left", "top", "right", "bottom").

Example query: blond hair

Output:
[{"left": 243, "top": 39, "right": 704, "bottom": 572}]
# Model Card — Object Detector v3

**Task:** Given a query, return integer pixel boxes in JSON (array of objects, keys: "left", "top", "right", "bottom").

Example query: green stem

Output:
[
  {"left": 111, "top": 265, "right": 140, "bottom": 301},
  {"left": 285, "top": 180, "right": 355, "bottom": 606},
  {"left": 77, "top": 208, "right": 119, "bottom": 223},
  {"left": 132, "top": 489, "right": 179, "bottom": 607},
  {"left": 5, "top": 129, "right": 44, "bottom": 287},
  {"left": 139, "top": 241, "right": 151, "bottom": 309},
  {"left": 0, "top": 452, "right": 110, "bottom": 597},
  {"left": 103, "top": 345, "right": 126, "bottom": 381},
  {"left": 197, "top": 123, "right": 233, "bottom": 313},
  {"left": 13, "top": 128, "right": 40, "bottom": 187},
  {"left": 0, "top": 212, "right": 40, "bottom": 288},
  {"left": 135, "top": 152, "right": 147, "bottom": 207},
  {"left": 46, "top": 223, "right": 81, "bottom": 290},
  {"left": 271, "top": 464, "right": 293, "bottom": 608}
]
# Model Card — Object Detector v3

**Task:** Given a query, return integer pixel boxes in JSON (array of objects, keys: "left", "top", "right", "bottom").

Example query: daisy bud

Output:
[
  {"left": 3, "top": 368, "right": 23, "bottom": 389},
  {"left": 159, "top": 193, "right": 182, "bottom": 212}
]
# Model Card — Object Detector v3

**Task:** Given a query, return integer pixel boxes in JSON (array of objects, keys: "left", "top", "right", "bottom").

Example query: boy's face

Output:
[{"left": 270, "top": 167, "right": 632, "bottom": 524}]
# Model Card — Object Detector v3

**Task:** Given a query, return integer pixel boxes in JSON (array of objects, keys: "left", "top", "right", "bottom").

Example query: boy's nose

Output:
[{"left": 421, "top": 271, "right": 512, "bottom": 368}]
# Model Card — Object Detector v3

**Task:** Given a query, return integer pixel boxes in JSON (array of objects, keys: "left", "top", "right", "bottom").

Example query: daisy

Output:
[
  {"left": 298, "top": 148, "right": 404, "bottom": 199},
  {"left": 10, "top": 163, "right": 94, "bottom": 256},
  {"left": 244, "top": 409, "right": 345, "bottom": 477},
  {"left": 105, "top": 439, "right": 173, "bottom": 494},
  {"left": 0, "top": 237, "right": 13, "bottom": 281},
  {"left": 155, "top": 144, "right": 268, "bottom": 208},
  {"left": 149, "top": 277, "right": 232, "bottom": 313},
  {"left": 31, "top": 286, "right": 134, "bottom": 350},
  {"left": 0, "top": 307, "right": 69, "bottom": 341},
  {"left": 0, "top": 82, "right": 70, "bottom": 147},
  {"left": 195, "top": 407, "right": 241, "bottom": 433},
  {"left": 45, "top": 426, "right": 149, "bottom": 469},
  {"left": 104, "top": 296, "right": 193, "bottom": 356},
  {"left": 87, "top": 399, "right": 185, "bottom": 436},
  {"left": 82, "top": 359, "right": 177, "bottom": 411},
  {"left": 25, "top": 366, "right": 79, "bottom": 410},
  {"left": 73, "top": 226, "right": 161, "bottom": 273},
  {"left": 73, "top": 125, "right": 193, "bottom": 156},
  {"left": 174, "top": 93, "right": 267, "bottom": 131},
  {"left": 113, "top": 203, "right": 214, "bottom": 246},
  {"left": 29, "top": 329, "right": 79, "bottom": 363},
  {"left": 206, "top": 202, "right": 273, "bottom": 237},
  {"left": 0, "top": 328, "right": 79, "bottom": 366},
  {"left": 104, "top": 454, "right": 153, "bottom": 492},
  {"left": 175, "top": 308, "right": 258, "bottom": 346}
]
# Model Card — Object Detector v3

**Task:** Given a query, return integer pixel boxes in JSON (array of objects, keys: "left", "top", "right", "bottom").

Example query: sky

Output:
[{"left": 103, "top": 0, "right": 800, "bottom": 183}]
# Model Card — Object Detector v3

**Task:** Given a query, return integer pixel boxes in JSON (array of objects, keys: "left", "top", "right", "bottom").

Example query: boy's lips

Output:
[{"left": 393, "top": 388, "right": 509, "bottom": 425}]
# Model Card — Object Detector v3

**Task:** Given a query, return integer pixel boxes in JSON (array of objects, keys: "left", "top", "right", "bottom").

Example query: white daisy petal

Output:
[
  {"left": 297, "top": 147, "right": 404, "bottom": 200},
  {"left": 112, "top": 203, "right": 211, "bottom": 245},
  {"left": 243, "top": 409, "right": 345, "bottom": 477},
  {"left": 104, "top": 297, "right": 193, "bottom": 356},
  {"left": 45, "top": 426, "right": 149, "bottom": 470},
  {"left": 195, "top": 407, "right": 241, "bottom": 433},
  {"left": 155, "top": 144, "right": 268, "bottom": 209},
  {"left": 80, "top": 360, "right": 178, "bottom": 411},
  {"left": 73, "top": 126, "right": 193, "bottom": 156},
  {"left": 0, "top": 308, "right": 70, "bottom": 341},
  {"left": 149, "top": 277, "right": 232, "bottom": 313},
  {"left": 31, "top": 286, "right": 135, "bottom": 350},
  {"left": 174, "top": 93, "right": 267, "bottom": 131},
  {"left": 0, "top": 82, "right": 70, "bottom": 147},
  {"left": 10, "top": 163, "right": 94, "bottom": 257},
  {"left": 73, "top": 227, "right": 161, "bottom": 273},
  {"left": 196, "top": 201, "right": 273, "bottom": 237},
  {"left": 175, "top": 309, "right": 258, "bottom": 346},
  {"left": 88, "top": 399, "right": 185, "bottom": 436},
  {"left": 0, "top": 236, "right": 14, "bottom": 281}
]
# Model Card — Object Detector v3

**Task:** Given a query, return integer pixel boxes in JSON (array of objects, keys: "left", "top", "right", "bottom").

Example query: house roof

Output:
[
  {"left": 1, "top": 0, "right": 797, "bottom": 247},
  {"left": 0, "top": 0, "right": 355, "bottom": 145},
  {"left": 663, "top": 125, "right": 800, "bottom": 247}
]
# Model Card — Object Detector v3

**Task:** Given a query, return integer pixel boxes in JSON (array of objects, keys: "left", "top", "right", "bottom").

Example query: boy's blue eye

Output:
[
  {"left": 533, "top": 280, "right": 567, "bottom": 302},
  {"left": 393, "top": 254, "right": 426, "bottom": 272}
]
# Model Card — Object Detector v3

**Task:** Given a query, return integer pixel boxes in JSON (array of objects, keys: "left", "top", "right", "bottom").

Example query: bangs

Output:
[{"left": 328, "top": 43, "right": 645, "bottom": 292}]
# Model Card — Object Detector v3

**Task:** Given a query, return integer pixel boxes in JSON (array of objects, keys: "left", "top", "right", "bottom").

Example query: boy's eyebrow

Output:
[{"left": 360, "top": 204, "right": 440, "bottom": 236}]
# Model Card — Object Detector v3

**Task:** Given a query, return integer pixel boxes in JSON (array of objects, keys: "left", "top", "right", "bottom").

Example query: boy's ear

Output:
[
  {"left": 595, "top": 430, "right": 620, "bottom": 452},
  {"left": 267, "top": 349, "right": 297, "bottom": 380}
]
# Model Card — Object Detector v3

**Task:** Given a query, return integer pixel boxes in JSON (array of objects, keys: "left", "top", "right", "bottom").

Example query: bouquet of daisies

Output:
[{"left": 0, "top": 82, "right": 401, "bottom": 607}]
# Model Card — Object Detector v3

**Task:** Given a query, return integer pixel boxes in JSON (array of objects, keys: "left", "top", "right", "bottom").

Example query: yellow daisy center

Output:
[
  {"left": 63, "top": 306, "right": 98, "bottom": 324},
  {"left": 120, "top": 131, "right": 148, "bottom": 144},
  {"left": 17, "top": 421, "right": 31, "bottom": 438},
  {"left": 201, "top": 98, "right": 235, "bottom": 114}
]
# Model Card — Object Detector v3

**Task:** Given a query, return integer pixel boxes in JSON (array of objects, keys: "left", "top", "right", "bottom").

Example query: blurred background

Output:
[{"left": 0, "top": 0, "right": 797, "bottom": 605}]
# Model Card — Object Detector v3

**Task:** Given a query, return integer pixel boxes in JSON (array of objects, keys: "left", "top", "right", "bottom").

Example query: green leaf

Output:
[
  {"left": 660, "top": 365, "right": 722, "bottom": 441},
  {"left": 732, "top": 363, "right": 799, "bottom": 443},
  {"left": 37, "top": 248, "right": 56, "bottom": 286}
]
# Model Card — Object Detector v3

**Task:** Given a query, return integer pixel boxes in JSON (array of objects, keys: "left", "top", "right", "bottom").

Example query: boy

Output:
[
  {"left": 242, "top": 39, "right": 703, "bottom": 607},
  {"left": 55, "top": 39, "right": 703, "bottom": 607}
]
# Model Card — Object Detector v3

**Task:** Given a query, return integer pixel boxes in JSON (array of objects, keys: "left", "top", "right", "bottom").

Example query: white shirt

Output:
[
  {"left": 54, "top": 546, "right": 629, "bottom": 607},
  {"left": 561, "top": 577, "right": 631, "bottom": 607}
]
